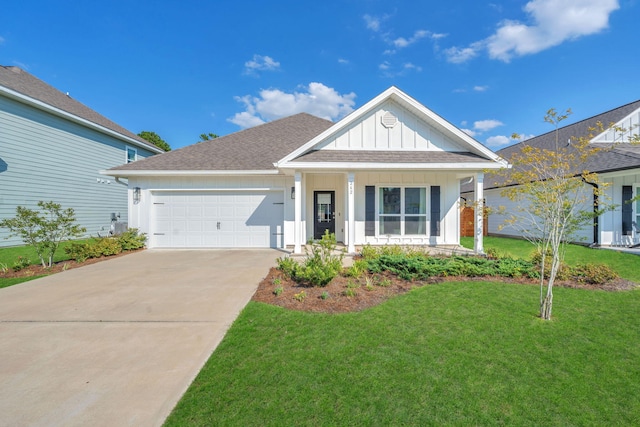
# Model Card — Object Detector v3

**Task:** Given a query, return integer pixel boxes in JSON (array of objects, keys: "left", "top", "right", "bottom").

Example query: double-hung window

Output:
[{"left": 379, "top": 187, "right": 427, "bottom": 235}]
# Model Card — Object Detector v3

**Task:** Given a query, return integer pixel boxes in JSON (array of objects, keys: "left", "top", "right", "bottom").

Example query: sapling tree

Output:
[
  {"left": 491, "top": 109, "right": 612, "bottom": 320},
  {"left": 0, "top": 201, "right": 86, "bottom": 268}
]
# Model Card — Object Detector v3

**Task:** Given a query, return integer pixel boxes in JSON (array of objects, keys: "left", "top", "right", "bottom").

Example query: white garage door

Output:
[{"left": 151, "top": 191, "right": 284, "bottom": 248}]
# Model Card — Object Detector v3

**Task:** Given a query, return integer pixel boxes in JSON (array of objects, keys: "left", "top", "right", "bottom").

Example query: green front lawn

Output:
[
  {"left": 461, "top": 236, "right": 640, "bottom": 282},
  {"left": 0, "top": 240, "right": 91, "bottom": 288},
  {"left": 165, "top": 281, "right": 640, "bottom": 426}
]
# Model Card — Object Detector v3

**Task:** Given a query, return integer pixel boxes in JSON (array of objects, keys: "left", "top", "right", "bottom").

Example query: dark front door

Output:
[{"left": 314, "top": 191, "right": 335, "bottom": 239}]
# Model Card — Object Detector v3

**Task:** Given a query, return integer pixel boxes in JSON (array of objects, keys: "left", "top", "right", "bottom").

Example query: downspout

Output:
[{"left": 582, "top": 178, "right": 599, "bottom": 247}]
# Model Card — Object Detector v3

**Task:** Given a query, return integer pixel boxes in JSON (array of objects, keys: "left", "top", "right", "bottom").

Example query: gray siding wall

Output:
[{"left": 0, "top": 95, "right": 156, "bottom": 247}]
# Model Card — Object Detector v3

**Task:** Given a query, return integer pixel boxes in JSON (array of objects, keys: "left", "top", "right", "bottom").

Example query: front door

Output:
[{"left": 314, "top": 191, "right": 335, "bottom": 239}]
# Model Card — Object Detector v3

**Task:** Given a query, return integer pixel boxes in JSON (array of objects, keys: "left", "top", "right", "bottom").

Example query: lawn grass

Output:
[
  {"left": 0, "top": 239, "right": 91, "bottom": 288},
  {"left": 0, "top": 275, "right": 44, "bottom": 289},
  {"left": 0, "top": 239, "right": 90, "bottom": 268},
  {"left": 165, "top": 281, "right": 640, "bottom": 426},
  {"left": 461, "top": 236, "right": 640, "bottom": 282}
]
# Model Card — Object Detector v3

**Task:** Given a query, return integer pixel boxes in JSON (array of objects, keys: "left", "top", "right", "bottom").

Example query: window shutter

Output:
[
  {"left": 430, "top": 186, "right": 441, "bottom": 236},
  {"left": 622, "top": 185, "right": 633, "bottom": 236},
  {"left": 365, "top": 186, "right": 375, "bottom": 236}
]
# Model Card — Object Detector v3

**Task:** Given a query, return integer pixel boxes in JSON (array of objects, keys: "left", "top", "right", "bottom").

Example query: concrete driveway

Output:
[{"left": 0, "top": 249, "right": 280, "bottom": 427}]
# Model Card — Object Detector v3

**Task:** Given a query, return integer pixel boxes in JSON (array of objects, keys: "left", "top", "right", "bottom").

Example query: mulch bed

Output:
[
  {"left": 252, "top": 263, "right": 639, "bottom": 314},
  {"left": 0, "top": 249, "right": 144, "bottom": 279}
]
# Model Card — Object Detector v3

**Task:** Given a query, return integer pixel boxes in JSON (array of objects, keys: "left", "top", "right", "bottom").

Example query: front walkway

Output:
[{"left": 0, "top": 249, "right": 280, "bottom": 427}]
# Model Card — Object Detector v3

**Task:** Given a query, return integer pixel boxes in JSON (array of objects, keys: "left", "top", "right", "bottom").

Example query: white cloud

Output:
[
  {"left": 473, "top": 85, "right": 489, "bottom": 92},
  {"left": 338, "top": 58, "right": 349, "bottom": 64},
  {"left": 462, "top": 128, "right": 478, "bottom": 137},
  {"left": 485, "top": 132, "right": 535, "bottom": 148},
  {"left": 403, "top": 63, "right": 423, "bottom": 72},
  {"left": 446, "top": 0, "right": 619, "bottom": 63},
  {"left": 379, "top": 61, "right": 391, "bottom": 70},
  {"left": 244, "top": 54, "right": 281, "bottom": 74},
  {"left": 228, "top": 83, "right": 356, "bottom": 129},
  {"left": 363, "top": 14, "right": 381, "bottom": 32},
  {"left": 485, "top": 135, "right": 511, "bottom": 148},
  {"left": 228, "top": 111, "right": 266, "bottom": 128},
  {"left": 444, "top": 44, "right": 481, "bottom": 63},
  {"left": 393, "top": 29, "right": 430, "bottom": 48},
  {"left": 474, "top": 119, "right": 504, "bottom": 132}
]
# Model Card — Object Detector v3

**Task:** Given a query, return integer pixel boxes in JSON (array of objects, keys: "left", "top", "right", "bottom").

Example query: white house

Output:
[
  {"left": 106, "top": 87, "right": 507, "bottom": 253},
  {"left": 479, "top": 99, "right": 640, "bottom": 247}
]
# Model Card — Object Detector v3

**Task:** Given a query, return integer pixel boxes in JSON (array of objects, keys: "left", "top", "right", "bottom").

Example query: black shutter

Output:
[
  {"left": 622, "top": 185, "right": 633, "bottom": 236},
  {"left": 365, "top": 186, "right": 375, "bottom": 236},
  {"left": 430, "top": 186, "right": 441, "bottom": 236}
]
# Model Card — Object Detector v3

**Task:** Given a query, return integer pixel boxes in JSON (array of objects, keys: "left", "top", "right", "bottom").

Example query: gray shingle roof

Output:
[
  {"left": 0, "top": 65, "right": 159, "bottom": 152},
  {"left": 292, "top": 150, "right": 492, "bottom": 164},
  {"left": 483, "top": 99, "right": 640, "bottom": 190},
  {"left": 109, "top": 113, "right": 335, "bottom": 171}
]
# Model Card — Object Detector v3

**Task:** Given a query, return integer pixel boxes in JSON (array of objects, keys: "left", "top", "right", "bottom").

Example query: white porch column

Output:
[
  {"left": 294, "top": 172, "right": 302, "bottom": 254},
  {"left": 347, "top": 172, "right": 356, "bottom": 254},
  {"left": 474, "top": 172, "right": 484, "bottom": 255}
]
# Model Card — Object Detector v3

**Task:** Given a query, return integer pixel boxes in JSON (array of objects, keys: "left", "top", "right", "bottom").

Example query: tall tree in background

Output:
[
  {"left": 138, "top": 131, "right": 171, "bottom": 151},
  {"left": 199, "top": 133, "right": 219, "bottom": 142},
  {"left": 491, "top": 109, "right": 611, "bottom": 320}
]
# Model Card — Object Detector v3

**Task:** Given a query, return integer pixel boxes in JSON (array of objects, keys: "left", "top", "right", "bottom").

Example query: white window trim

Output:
[
  {"left": 126, "top": 146, "right": 138, "bottom": 163},
  {"left": 376, "top": 185, "right": 430, "bottom": 237}
]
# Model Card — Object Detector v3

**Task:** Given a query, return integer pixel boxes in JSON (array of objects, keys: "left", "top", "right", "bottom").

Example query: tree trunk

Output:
[{"left": 540, "top": 291, "right": 553, "bottom": 320}]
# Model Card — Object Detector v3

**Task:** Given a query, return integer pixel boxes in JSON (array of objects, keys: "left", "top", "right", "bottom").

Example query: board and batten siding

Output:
[
  {"left": 319, "top": 100, "right": 467, "bottom": 152},
  {"left": 0, "top": 95, "right": 156, "bottom": 247}
]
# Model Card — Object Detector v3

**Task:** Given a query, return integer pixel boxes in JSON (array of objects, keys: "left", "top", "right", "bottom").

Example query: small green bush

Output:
[
  {"left": 277, "top": 256, "right": 298, "bottom": 278},
  {"left": 572, "top": 263, "right": 619, "bottom": 285},
  {"left": 345, "top": 259, "right": 368, "bottom": 278},
  {"left": 294, "top": 232, "right": 344, "bottom": 287},
  {"left": 12, "top": 256, "right": 31, "bottom": 272},
  {"left": 116, "top": 228, "right": 147, "bottom": 250},
  {"left": 89, "top": 237, "right": 123, "bottom": 257},
  {"left": 64, "top": 242, "right": 92, "bottom": 262}
]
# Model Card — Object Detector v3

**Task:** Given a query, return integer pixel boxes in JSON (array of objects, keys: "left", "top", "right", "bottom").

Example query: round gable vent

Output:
[{"left": 381, "top": 111, "right": 398, "bottom": 128}]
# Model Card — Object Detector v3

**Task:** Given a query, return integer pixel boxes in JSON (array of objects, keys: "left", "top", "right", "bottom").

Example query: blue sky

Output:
[{"left": 1, "top": 0, "right": 637, "bottom": 150}]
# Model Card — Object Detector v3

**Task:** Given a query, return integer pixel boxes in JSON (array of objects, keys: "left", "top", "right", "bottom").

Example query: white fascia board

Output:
[
  {"left": 0, "top": 86, "right": 164, "bottom": 154},
  {"left": 101, "top": 169, "right": 280, "bottom": 177},
  {"left": 277, "top": 162, "right": 507, "bottom": 171}
]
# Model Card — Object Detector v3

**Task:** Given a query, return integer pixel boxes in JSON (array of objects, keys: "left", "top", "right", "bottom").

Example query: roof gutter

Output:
[
  {"left": 101, "top": 169, "right": 281, "bottom": 177},
  {"left": 0, "top": 86, "right": 164, "bottom": 154}
]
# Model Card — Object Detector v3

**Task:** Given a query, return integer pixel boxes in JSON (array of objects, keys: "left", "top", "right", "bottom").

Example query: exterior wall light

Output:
[{"left": 133, "top": 187, "right": 141, "bottom": 204}]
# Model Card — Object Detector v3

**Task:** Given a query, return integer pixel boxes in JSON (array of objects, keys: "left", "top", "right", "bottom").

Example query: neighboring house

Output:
[
  {"left": 0, "top": 65, "right": 163, "bottom": 247},
  {"left": 106, "top": 86, "right": 507, "bottom": 253},
  {"left": 478, "top": 99, "right": 640, "bottom": 247}
]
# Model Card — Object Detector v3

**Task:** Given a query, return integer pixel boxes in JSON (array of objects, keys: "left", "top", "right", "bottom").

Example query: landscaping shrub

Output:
[
  {"left": 64, "top": 230, "right": 145, "bottom": 262},
  {"left": 116, "top": 228, "right": 147, "bottom": 250},
  {"left": 64, "top": 242, "right": 92, "bottom": 262},
  {"left": 277, "top": 232, "right": 344, "bottom": 287},
  {"left": 344, "top": 259, "right": 368, "bottom": 278},
  {"left": 12, "top": 256, "right": 31, "bottom": 272},
  {"left": 572, "top": 263, "right": 619, "bottom": 285},
  {"left": 367, "top": 251, "right": 539, "bottom": 281},
  {"left": 276, "top": 256, "right": 298, "bottom": 278},
  {"left": 89, "top": 237, "right": 123, "bottom": 257}
]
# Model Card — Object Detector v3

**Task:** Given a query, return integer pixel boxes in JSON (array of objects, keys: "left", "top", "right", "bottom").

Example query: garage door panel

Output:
[{"left": 152, "top": 191, "right": 283, "bottom": 248}]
